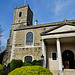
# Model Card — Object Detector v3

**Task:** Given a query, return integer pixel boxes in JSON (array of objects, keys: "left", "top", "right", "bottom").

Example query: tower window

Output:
[{"left": 19, "top": 12, "right": 22, "bottom": 17}]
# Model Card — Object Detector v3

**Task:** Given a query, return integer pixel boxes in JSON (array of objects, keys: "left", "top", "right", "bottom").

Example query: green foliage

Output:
[
  {"left": 10, "top": 59, "right": 22, "bottom": 70},
  {"left": 23, "top": 61, "right": 32, "bottom": 66},
  {"left": 0, "top": 51, "right": 5, "bottom": 64},
  {"left": 38, "top": 60, "right": 42, "bottom": 63},
  {"left": 0, "top": 64, "right": 3, "bottom": 70},
  {"left": 32, "top": 60, "right": 37, "bottom": 65},
  {"left": 22, "top": 60, "right": 42, "bottom": 66},
  {"left": 7, "top": 63, "right": 10, "bottom": 68},
  {"left": 0, "top": 64, "right": 4, "bottom": 75},
  {"left": 8, "top": 66, "right": 53, "bottom": 75},
  {"left": 32, "top": 60, "right": 42, "bottom": 66},
  {"left": 23, "top": 62, "right": 32, "bottom": 66},
  {"left": 26, "top": 61, "right": 32, "bottom": 64}
]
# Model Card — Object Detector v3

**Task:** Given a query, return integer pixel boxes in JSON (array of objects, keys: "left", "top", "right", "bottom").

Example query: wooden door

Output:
[{"left": 64, "top": 61, "right": 70, "bottom": 69}]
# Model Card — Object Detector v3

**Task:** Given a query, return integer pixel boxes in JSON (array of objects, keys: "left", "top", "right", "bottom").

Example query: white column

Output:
[
  {"left": 42, "top": 39, "right": 46, "bottom": 67},
  {"left": 56, "top": 38, "right": 62, "bottom": 71}
]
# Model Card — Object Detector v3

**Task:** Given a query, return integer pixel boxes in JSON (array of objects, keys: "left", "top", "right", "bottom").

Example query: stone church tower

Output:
[
  {"left": 13, "top": 4, "right": 33, "bottom": 26},
  {"left": 2, "top": 4, "right": 35, "bottom": 65}
]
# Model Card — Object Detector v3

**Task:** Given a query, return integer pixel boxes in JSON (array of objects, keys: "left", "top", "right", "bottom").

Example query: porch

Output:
[{"left": 42, "top": 37, "right": 75, "bottom": 75}]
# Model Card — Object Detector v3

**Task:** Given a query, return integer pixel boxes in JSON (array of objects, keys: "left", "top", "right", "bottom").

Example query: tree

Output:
[{"left": 0, "top": 51, "right": 5, "bottom": 64}]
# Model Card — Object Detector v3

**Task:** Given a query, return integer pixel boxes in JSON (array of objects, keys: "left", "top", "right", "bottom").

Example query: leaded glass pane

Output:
[{"left": 26, "top": 32, "right": 33, "bottom": 44}]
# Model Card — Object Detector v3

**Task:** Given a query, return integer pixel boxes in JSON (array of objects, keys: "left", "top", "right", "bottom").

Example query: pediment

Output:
[
  {"left": 41, "top": 24, "right": 75, "bottom": 35},
  {"left": 48, "top": 25, "right": 75, "bottom": 33}
]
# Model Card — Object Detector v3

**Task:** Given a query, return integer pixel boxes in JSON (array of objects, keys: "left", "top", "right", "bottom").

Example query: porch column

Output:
[
  {"left": 42, "top": 39, "right": 46, "bottom": 67},
  {"left": 56, "top": 38, "right": 63, "bottom": 73}
]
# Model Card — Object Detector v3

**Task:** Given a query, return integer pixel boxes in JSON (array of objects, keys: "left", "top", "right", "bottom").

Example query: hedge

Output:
[
  {"left": 32, "top": 60, "right": 42, "bottom": 66},
  {"left": 22, "top": 60, "right": 42, "bottom": 66},
  {"left": 8, "top": 66, "right": 53, "bottom": 75},
  {"left": 0, "top": 64, "right": 4, "bottom": 75},
  {"left": 10, "top": 59, "right": 22, "bottom": 70},
  {"left": 23, "top": 62, "right": 32, "bottom": 66}
]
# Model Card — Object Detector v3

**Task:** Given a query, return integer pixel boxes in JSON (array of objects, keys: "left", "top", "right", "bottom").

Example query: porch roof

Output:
[{"left": 40, "top": 23, "right": 75, "bottom": 36}]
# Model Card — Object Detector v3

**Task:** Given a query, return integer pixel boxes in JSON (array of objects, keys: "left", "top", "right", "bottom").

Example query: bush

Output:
[
  {"left": 23, "top": 60, "right": 42, "bottom": 66},
  {"left": 10, "top": 59, "right": 22, "bottom": 70},
  {"left": 32, "top": 60, "right": 37, "bottom": 65},
  {"left": 0, "top": 64, "right": 4, "bottom": 75},
  {"left": 8, "top": 66, "right": 53, "bottom": 75},
  {"left": 7, "top": 63, "right": 10, "bottom": 68},
  {"left": 32, "top": 60, "right": 42, "bottom": 66},
  {"left": 26, "top": 61, "right": 32, "bottom": 64},
  {"left": 23, "top": 62, "right": 32, "bottom": 66},
  {"left": 23, "top": 61, "right": 32, "bottom": 66}
]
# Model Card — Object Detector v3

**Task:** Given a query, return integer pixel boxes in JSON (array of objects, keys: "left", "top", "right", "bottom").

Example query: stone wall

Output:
[{"left": 2, "top": 23, "right": 53, "bottom": 65}]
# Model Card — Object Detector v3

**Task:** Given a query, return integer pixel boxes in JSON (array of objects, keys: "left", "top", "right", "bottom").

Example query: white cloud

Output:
[
  {"left": 55, "top": 2, "right": 62, "bottom": 15},
  {"left": 54, "top": 0, "right": 72, "bottom": 15}
]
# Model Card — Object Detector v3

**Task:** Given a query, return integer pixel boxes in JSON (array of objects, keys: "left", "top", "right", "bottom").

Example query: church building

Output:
[{"left": 3, "top": 4, "right": 75, "bottom": 75}]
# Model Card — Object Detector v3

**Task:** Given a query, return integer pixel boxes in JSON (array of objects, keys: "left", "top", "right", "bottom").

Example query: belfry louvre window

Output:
[
  {"left": 24, "top": 56, "right": 32, "bottom": 62},
  {"left": 52, "top": 52, "right": 57, "bottom": 60},
  {"left": 19, "top": 12, "right": 22, "bottom": 17},
  {"left": 26, "top": 32, "right": 33, "bottom": 44}
]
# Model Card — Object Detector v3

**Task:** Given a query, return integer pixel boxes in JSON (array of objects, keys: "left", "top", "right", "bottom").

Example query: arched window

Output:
[
  {"left": 19, "top": 12, "right": 22, "bottom": 17},
  {"left": 24, "top": 56, "right": 32, "bottom": 62},
  {"left": 26, "top": 32, "right": 33, "bottom": 44}
]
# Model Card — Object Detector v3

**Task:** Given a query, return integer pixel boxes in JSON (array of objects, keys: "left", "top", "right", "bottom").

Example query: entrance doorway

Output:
[{"left": 62, "top": 50, "right": 74, "bottom": 69}]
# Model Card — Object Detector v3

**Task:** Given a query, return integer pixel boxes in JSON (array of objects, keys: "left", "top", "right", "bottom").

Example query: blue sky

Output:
[{"left": 0, "top": 0, "right": 75, "bottom": 48}]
